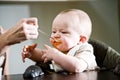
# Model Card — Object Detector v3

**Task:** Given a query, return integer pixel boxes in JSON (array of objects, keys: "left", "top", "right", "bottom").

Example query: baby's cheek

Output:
[
  {"left": 50, "top": 38, "right": 54, "bottom": 44},
  {"left": 50, "top": 40, "right": 54, "bottom": 47}
]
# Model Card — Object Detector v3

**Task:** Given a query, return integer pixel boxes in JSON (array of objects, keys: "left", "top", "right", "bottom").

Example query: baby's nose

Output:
[{"left": 54, "top": 33, "right": 61, "bottom": 38}]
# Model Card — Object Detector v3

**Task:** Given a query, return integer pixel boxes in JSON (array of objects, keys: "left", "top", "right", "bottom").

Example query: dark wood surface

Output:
[{"left": 1, "top": 71, "right": 120, "bottom": 80}]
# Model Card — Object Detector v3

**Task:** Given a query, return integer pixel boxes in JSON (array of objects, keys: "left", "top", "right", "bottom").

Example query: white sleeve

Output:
[{"left": 51, "top": 61, "right": 64, "bottom": 72}]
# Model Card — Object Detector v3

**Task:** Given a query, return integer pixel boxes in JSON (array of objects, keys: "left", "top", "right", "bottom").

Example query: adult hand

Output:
[
  {"left": 0, "top": 27, "right": 9, "bottom": 53},
  {"left": 4, "top": 17, "right": 39, "bottom": 45}
]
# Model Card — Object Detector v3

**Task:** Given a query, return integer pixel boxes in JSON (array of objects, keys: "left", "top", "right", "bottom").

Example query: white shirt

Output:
[{"left": 51, "top": 42, "right": 97, "bottom": 72}]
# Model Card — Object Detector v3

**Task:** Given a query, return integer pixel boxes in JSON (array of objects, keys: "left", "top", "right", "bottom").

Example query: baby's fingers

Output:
[
  {"left": 22, "top": 52, "right": 28, "bottom": 62},
  {"left": 28, "top": 43, "right": 37, "bottom": 51},
  {"left": 23, "top": 43, "right": 37, "bottom": 52},
  {"left": 44, "top": 58, "right": 48, "bottom": 63},
  {"left": 22, "top": 52, "right": 26, "bottom": 62},
  {"left": 41, "top": 53, "right": 46, "bottom": 61},
  {"left": 22, "top": 51, "right": 31, "bottom": 62},
  {"left": 43, "top": 44, "right": 51, "bottom": 50}
]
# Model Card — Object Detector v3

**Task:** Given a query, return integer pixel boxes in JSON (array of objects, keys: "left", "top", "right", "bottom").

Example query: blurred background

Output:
[{"left": 0, "top": 0, "right": 119, "bottom": 75}]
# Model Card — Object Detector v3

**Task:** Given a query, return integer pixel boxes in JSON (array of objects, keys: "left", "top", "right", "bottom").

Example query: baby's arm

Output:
[
  {"left": 41, "top": 44, "right": 87, "bottom": 73},
  {"left": 22, "top": 43, "right": 43, "bottom": 62}
]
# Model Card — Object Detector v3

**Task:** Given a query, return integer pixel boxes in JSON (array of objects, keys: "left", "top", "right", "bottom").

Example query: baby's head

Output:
[
  {"left": 51, "top": 9, "right": 92, "bottom": 52},
  {"left": 52, "top": 9, "right": 92, "bottom": 42}
]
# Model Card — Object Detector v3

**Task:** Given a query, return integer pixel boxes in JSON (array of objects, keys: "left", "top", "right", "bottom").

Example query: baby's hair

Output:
[{"left": 58, "top": 9, "right": 92, "bottom": 41}]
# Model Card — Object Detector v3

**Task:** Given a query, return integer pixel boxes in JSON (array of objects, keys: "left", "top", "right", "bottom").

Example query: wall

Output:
[
  {"left": 0, "top": 0, "right": 119, "bottom": 74},
  {"left": 29, "top": 0, "right": 120, "bottom": 51}
]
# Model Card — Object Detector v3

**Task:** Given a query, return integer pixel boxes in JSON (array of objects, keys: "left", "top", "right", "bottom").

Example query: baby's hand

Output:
[
  {"left": 22, "top": 43, "right": 37, "bottom": 62},
  {"left": 41, "top": 44, "right": 59, "bottom": 63}
]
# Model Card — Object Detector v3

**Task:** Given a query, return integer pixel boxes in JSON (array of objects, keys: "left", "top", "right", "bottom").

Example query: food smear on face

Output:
[{"left": 52, "top": 39, "right": 62, "bottom": 48}]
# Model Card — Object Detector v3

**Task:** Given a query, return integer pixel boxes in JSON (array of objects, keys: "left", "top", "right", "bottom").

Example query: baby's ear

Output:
[{"left": 80, "top": 36, "right": 87, "bottom": 43}]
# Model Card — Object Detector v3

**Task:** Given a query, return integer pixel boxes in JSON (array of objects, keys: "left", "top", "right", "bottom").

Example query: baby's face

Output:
[{"left": 50, "top": 13, "right": 80, "bottom": 53}]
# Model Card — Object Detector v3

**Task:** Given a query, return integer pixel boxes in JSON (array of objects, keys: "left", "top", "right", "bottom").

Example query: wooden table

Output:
[{"left": 1, "top": 71, "right": 120, "bottom": 80}]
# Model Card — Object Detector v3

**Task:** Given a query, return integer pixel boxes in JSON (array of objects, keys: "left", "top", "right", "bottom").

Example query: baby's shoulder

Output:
[{"left": 79, "top": 42, "right": 93, "bottom": 50}]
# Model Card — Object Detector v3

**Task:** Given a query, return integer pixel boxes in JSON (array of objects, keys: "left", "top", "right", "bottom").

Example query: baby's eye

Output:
[
  {"left": 52, "top": 31, "right": 56, "bottom": 34},
  {"left": 61, "top": 31, "right": 69, "bottom": 34}
]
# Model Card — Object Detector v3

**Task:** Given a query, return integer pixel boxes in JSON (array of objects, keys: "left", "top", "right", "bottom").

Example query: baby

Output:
[{"left": 22, "top": 9, "right": 97, "bottom": 73}]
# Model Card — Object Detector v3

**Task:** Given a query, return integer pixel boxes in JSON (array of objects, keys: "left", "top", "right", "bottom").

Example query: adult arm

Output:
[{"left": 0, "top": 17, "right": 39, "bottom": 52}]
